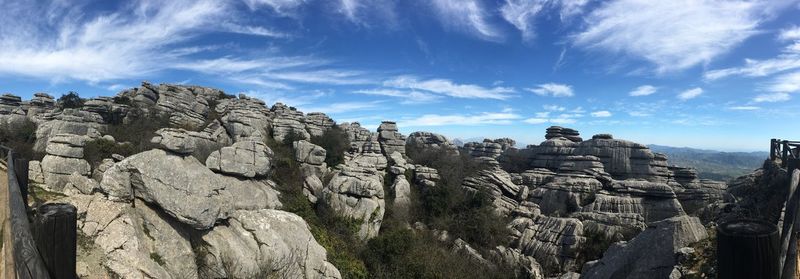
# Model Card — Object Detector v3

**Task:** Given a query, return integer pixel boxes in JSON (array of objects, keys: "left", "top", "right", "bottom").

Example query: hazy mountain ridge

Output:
[{"left": 648, "top": 144, "right": 768, "bottom": 181}]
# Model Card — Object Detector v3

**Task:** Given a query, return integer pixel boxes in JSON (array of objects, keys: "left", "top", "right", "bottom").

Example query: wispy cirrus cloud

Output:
[
  {"left": 526, "top": 83, "right": 574, "bottom": 97},
  {"left": 399, "top": 111, "right": 522, "bottom": 126},
  {"left": 591, "top": 110, "right": 612, "bottom": 117},
  {"left": 431, "top": 0, "right": 503, "bottom": 41},
  {"left": 352, "top": 89, "right": 442, "bottom": 104},
  {"left": 573, "top": 0, "right": 788, "bottom": 73},
  {"left": 753, "top": 92, "right": 790, "bottom": 103},
  {"left": 384, "top": 76, "right": 515, "bottom": 100}
]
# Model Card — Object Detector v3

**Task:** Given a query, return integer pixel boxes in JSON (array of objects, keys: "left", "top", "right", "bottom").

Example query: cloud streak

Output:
[{"left": 526, "top": 83, "right": 574, "bottom": 97}]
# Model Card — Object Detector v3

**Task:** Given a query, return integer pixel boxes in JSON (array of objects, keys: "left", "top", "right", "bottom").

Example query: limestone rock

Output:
[
  {"left": 45, "top": 133, "right": 87, "bottom": 158},
  {"left": 530, "top": 173, "right": 602, "bottom": 216},
  {"left": 33, "top": 109, "right": 105, "bottom": 153},
  {"left": 414, "top": 165, "right": 440, "bottom": 188},
  {"left": 217, "top": 97, "right": 272, "bottom": 142},
  {"left": 545, "top": 126, "right": 582, "bottom": 142},
  {"left": 271, "top": 103, "right": 310, "bottom": 142},
  {"left": 580, "top": 215, "right": 707, "bottom": 279},
  {"left": 377, "top": 121, "right": 406, "bottom": 156},
  {"left": 294, "top": 140, "right": 327, "bottom": 166},
  {"left": 491, "top": 246, "right": 545, "bottom": 279},
  {"left": 199, "top": 209, "right": 342, "bottom": 279},
  {"left": 41, "top": 155, "right": 91, "bottom": 191},
  {"left": 206, "top": 140, "right": 272, "bottom": 178},
  {"left": 304, "top": 112, "right": 335, "bottom": 137},
  {"left": 508, "top": 215, "right": 584, "bottom": 274},
  {"left": 151, "top": 128, "right": 196, "bottom": 154},
  {"left": 100, "top": 149, "right": 280, "bottom": 229},
  {"left": 322, "top": 165, "right": 385, "bottom": 239},
  {"left": 462, "top": 165, "right": 522, "bottom": 215},
  {"left": 66, "top": 172, "right": 98, "bottom": 195},
  {"left": 406, "top": 131, "right": 459, "bottom": 154},
  {"left": 29, "top": 160, "right": 44, "bottom": 184}
]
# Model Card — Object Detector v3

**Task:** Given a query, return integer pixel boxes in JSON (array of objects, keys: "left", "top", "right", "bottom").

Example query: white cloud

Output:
[
  {"left": 543, "top": 105, "right": 566, "bottom": 111},
  {"left": 573, "top": 0, "right": 783, "bottom": 72},
  {"left": 766, "top": 71, "right": 800, "bottom": 93},
  {"left": 550, "top": 118, "right": 577, "bottom": 124},
  {"left": 628, "top": 111, "right": 651, "bottom": 117},
  {"left": 526, "top": 83, "right": 574, "bottom": 97},
  {"left": 591, "top": 110, "right": 612, "bottom": 117},
  {"left": 523, "top": 118, "right": 548, "bottom": 124},
  {"left": 384, "top": 76, "right": 515, "bottom": 99},
  {"left": 728, "top": 106, "right": 761, "bottom": 110},
  {"left": 779, "top": 26, "right": 800, "bottom": 41},
  {"left": 500, "top": 0, "right": 545, "bottom": 41},
  {"left": 221, "top": 22, "right": 289, "bottom": 38},
  {"left": 400, "top": 112, "right": 522, "bottom": 126},
  {"left": 753, "top": 92, "right": 791, "bottom": 102},
  {"left": 299, "top": 101, "right": 383, "bottom": 114},
  {"left": 352, "top": 89, "right": 442, "bottom": 104},
  {"left": 431, "top": 0, "right": 503, "bottom": 41},
  {"left": 242, "top": 0, "right": 307, "bottom": 16},
  {"left": 534, "top": 112, "right": 550, "bottom": 118},
  {"left": 678, "top": 88, "right": 703, "bottom": 100},
  {"left": 629, "top": 85, "right": 658, "bottom": 96},
  {"left": 704, "top": 56, "right": 800, "bottom": 80}
]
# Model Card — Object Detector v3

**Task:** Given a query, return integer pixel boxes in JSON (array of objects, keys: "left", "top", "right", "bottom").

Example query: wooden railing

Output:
[
  {"left": 773, "top": 138, "right": 800, "bottom": 279},
  {"left": 0, "top": 145, "right": 51, "bottom": 279}
]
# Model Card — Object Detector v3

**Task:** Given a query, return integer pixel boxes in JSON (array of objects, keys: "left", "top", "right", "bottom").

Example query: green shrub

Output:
[
  {"left": 310, "top": 125, "right": 350, "bottom": 167},
  {"left": 405, "top": 144, "right": 510, "bottom": 250},
  {"left": 57, "top": 91, "right": 84, "bottom": 109},
  {"left": 83, "top": 138, "right": 136, "bottom": 167},
  {"left": 105, "top": 108, "right": 170, "bottom": 154},
  {"left": 0, "top": 117, "right": 42, "bottom": 160}
]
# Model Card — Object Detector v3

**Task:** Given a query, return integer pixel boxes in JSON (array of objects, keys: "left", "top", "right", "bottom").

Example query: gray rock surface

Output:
[
  {"left": 271, "top": 103, "right": 310, "bottom": 142},
  {"left": 199, "top": 209, "right": 342, "bottom": 279},
  {"left": 406, "top": 131, "right": 459, "bottom": 154},
  {"left": 304, "top": 112, "right": 335, "bottom": 137},
  {"left": 508, "top": 215, "right": 584, "bottom": 274},
  {"left": 377, "top": 121, "right": 406, "bottom": 156},
  {"left": 580, "top": 215, "right": 707, "bottom": 279},
  {"left": 100, "top": 149, "right": 280, "bottom": 229},
  {"left": 322, "top": 164, "right": 385, "bottom": 239},
  {"left": 150, "top": 128, "right": 197, "bottom": 154},
  {"left": 206, "top": 140, "right": 272, "bottom": 178}
]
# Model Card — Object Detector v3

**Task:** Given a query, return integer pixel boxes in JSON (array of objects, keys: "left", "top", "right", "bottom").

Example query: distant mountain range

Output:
[{"left": 648, "top": 145, "right": 768, "bottom": 181}]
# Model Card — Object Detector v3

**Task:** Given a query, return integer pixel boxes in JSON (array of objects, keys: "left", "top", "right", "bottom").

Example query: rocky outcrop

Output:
[
  {"left": 414, "top": 165, "right": 440, "bottom": 188},
  {"left": 199, "top": 209, "right": 342, "bottom": 279},
  {"left": 546, "top": 126, "right": 582, "bottom": 142},
  {"left": 530, "top": 173, "right": 602, "bottom": 217},
  {"left": 217, "top": 97, "right": 272, "bottom": 142},
  {"left": 463, "top": 139, "right": 507, "bottom": 159},
  {"left": 144, "top": 82, "right": 211, "bottom": 129},
  {"left": 150, "top": 128, "right": 197, "bottom": 154},
  {"left": 377, "top": 121, "right": 406, "bottom": 156},
  {"left": 508, "top": 215, "right": 584, "bottom": 274},
  {"left": 40, "top": 134, "right": 92, "bottom": 191},
  {"left": 271, "top": 103, "right": 310, "bottom": 142},
  {"left": 294, "top": 140, "right": 328, "bottom": 202},
  {"left": 574, "top": 137, "right": 670, "bottom": 181},
  {"left": 33, "top": 109, "right": 105, "bottom": 152},
  {"left": 99, "top": 149, "right": 280, "bottom": 229},
  {"left": 492, "top": 246, "right": 545, "bottom": 279},
  {"left": 462, "top": 166, "right": 523, "bottom": 215},
  {"left": 322, "top": 164, "right": 385, "bottom": 240},
  {"left": 305, "top": 112, "right": 335, "bottom": 137},
  {"left": 206, "top": 140, "right": 272, "bottom": 178},
  {"left": 581, "top": 215, "right": 708, "bottom": 279},
  {"left": 529, "top": 138, "right": 579, "bottom": 170},
  {"left": 406, "top": 131, "right": 459, "bottom": 154}
]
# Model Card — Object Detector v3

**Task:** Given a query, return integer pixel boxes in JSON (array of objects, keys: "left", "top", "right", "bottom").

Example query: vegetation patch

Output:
[
  {"left": 150, "top": 252, "right": 166, "bottom": 266},
  {"left": 310, "top": 125, "right": 350, "bottom": 167}
]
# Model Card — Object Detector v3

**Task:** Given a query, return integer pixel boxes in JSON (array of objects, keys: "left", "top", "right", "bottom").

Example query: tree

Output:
[{"left": 57, "top": 91, "right": 84, "bottom": 109}]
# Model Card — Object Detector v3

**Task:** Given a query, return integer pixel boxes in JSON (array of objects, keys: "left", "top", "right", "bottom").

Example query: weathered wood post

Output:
[
  {"left": 718, "top": 219, "right": 780, "bottom": 279},
  {"left": 34, "top": 203, "right": 77, "bottom": 279},
  {"left": 13, "top": 155, "right": 29, "bottom": 206},
  {"left": 772, "top": 139, "right": 778, "bottom": 160}
]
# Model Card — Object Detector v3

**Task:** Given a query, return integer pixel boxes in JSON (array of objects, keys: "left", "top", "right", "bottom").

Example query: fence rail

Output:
[
  {"left": 772, "top": 139, "right": 800, "bottom": 279},
  {"left": 0, "top": 145, "right": 50, "bottom": 279}
]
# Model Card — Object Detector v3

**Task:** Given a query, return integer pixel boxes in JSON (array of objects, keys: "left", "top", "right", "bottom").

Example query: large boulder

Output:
[
  {"left": 217, "top": 97, "right": 272, "bottom": 142},
  {"left": 304, "top": 112, "right": 335, "bottom": 137},
  {"left": 199, "top": 209, "right": 341, "bottom": 279},
  {"left": 406, "top": 131, "right": 459, "bottom": 155},
  {"left": 206, "top": 140, "right": 272, "bottom": 178},
  {"left": 271, "top": 103, "right": 310, "bottom": 142},
  {"left": 508, "top": 215, "right": 585, "bottom": 274},
  {"left": 377, "top": 121, "right": 406, "bottom": 156},
  {"left": 33, "top": 109, "right": 105, "bottom": 153},
  {"left": 99, "top": 149, "right": 280, "bottom": 229},
  {"left": 462, "top": 165, "right": 523, "bottom": 215},
  {"left": 40, "top": 133, "right": 92, "bottom": 191},
  {"left": 580, "top": 215, "right": 708, "bottom": 279},
  {"left": 150, "top": 128, "right": 197, "bottom": 154},
  {"left": 321, "top": 165, "right": 385, "bottom": 240}
]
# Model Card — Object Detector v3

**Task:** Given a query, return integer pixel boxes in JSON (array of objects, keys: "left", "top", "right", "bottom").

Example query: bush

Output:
[
  {"left": 57, "top": 91, "right": 84, "bottom": 109},
  {"left": 310, "top": 125, "right": 350, "bottom": 167},
  {"left": 362, "top": 229, "right": 513, "bottom": 279},
  {"left": 83, "top": 139, "right": 136, "bottom": 167},
  {"left": 105, "top": 109, "right": 170, "bottom": 154},
  {"left": 264, "top": 135, "right": 368, "bottom": 279},
  {"left": 406, "top": 144, "right": 510, "bottom": 250},
  {"left": 0, "top": 118, "right": 42, "bottom": 160}
]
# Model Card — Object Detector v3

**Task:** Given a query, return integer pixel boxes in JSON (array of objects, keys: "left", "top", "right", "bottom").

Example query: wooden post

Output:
[
  {"left": 13, "top": 156, "right": 29, "bottom": 207},
  {"left": 33, "top": 203, "right": 77, "bottom": 279},
  {"left": 718, "top": 219, "right": 780, "bottom": 279},
  {"left": 773, "top": 139, "right": 779, "bottom": 160}
]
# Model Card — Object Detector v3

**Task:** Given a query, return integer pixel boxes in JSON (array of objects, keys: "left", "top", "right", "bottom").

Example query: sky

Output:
[{"left": 2, "top": 0, "right": 800, "bottom": 151}]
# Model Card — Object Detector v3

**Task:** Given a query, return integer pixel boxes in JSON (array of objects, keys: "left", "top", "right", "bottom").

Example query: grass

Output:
[{"left": 29, "top": 185, "right": 67, "bottom": 205}]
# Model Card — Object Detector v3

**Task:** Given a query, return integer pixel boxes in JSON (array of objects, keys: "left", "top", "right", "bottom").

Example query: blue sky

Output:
[{"left": 2, "top": 0, "right": 800, "bottom": 151}]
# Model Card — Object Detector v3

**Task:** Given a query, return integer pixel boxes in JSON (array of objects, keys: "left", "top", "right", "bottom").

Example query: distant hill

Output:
[{"left": 648, "top": 144, "right": 768, "bottom": 181}]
